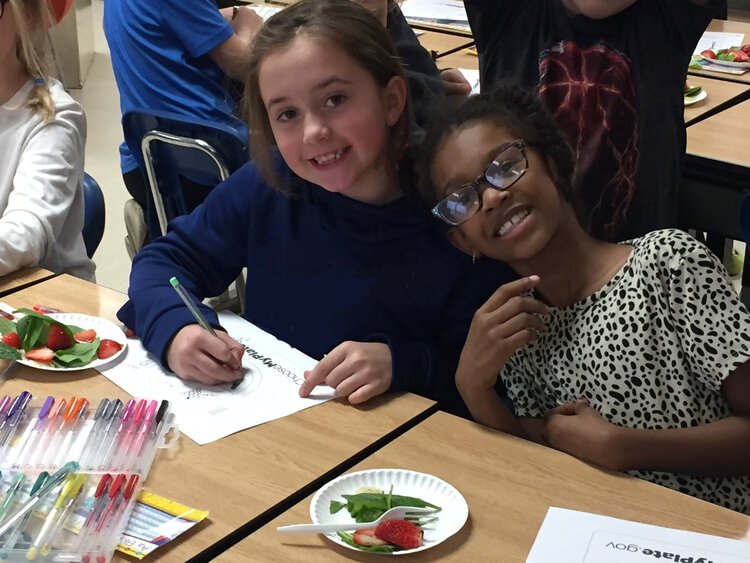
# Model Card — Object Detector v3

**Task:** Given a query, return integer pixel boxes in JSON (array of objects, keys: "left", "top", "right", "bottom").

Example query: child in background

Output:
[
  {"left": 418, "top": 84, "right": 750, "bottom": 513},
  {"left": 118, "top": 0, "right": 514, "bottom": 414},
  {"left": 462, "top": 0, "right": 715, "bottom": 242},
  {"left": 0, "top": 0, "right": 94, "bottom": 280},
  {"left": 352, "top": 0, "right": 444, "bottom": 133}
]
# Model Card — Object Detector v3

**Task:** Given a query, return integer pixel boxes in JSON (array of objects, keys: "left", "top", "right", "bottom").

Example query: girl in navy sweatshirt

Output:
[{"left": 119, "top": 0, "right": 514, "bottom": 415}]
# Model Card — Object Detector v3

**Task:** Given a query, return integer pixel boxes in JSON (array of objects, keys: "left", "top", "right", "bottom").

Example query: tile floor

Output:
[{"left": 70, "top": 1, "right": 747, "bottom": 295}]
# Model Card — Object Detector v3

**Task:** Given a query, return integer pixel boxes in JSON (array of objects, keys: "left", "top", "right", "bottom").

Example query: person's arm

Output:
[
  {"left": 209, "top": 7, "right": 263, "bottom": 80},
  {"left": 117, "top": 163, "right": 257, "bottom": 368},
  {"left": 544, "top": 231, "right": 750, "bottom": 476},
  {"left": 545, "top": 364, "right": 750, "bottom": 476},
  {"left": 0, "top": 96, "right": 86, "bottom": 276},
  {"left": 560, "top": 0, "right": 637, "bottom": 19},
  {"left": 453, "top": 275, "right": 549, "bottom": 425}
]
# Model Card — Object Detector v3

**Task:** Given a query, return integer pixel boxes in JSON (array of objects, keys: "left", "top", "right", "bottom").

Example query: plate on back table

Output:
[
  {"left": 684, "top": 89, "right": 708, "bottom": 106},
  {"left": 16, "top": 313, "right": 127, "bottom": 371},
  {"left": 700, "top": 55, "right": 750, "bottom": 69},
  {"left": 310, "top": 468, "right": 468, "bottom": 555}
]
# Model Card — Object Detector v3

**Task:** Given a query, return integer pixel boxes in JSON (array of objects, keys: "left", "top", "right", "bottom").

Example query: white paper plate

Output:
[
  {"left": 310, "top": 468, "right": 468, "bottom": 555},
  {"left": 701, "top": 55, "right": 750, "bottom": 68},
  {"left": 684, "top": 89, "right": 708, "bottom": 106},
  {"left": 17, "top": 313, "right": 127, "bottom": 371}
]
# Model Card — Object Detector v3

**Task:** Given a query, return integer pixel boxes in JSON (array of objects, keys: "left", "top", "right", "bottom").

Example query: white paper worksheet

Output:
[
  {"left": 99, "top": 311, "right": 334, "bottom": 445},
  {"left": 527, "top": 507, "right": 750, "bottom": 563}
]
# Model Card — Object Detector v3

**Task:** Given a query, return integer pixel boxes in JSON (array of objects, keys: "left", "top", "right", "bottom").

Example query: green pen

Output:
[
  {"left": 169, "top": 276, "right": 244, "bottom": 389},
  {"left": 0, "top": 472, "right": 48, "bottom": 557},
  {"left": 169, "top": 277, "right": 216, "bottom": 335},
  {"left": 0, "top": 473, "right": 25, "bottom": 526},
  {"left": 0, "top": 461, "right": 78, "bottom": 538}
]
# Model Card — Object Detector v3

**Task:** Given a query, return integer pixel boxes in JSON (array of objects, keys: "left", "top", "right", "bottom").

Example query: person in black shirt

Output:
[{"left": 462, "top": 0, "right": 716, "bottom": 241}]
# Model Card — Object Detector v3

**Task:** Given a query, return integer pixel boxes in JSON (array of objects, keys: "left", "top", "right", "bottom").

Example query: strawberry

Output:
[
  {"left": 374, "top": 519, "right": 422, "bottom": 550},
  {"left": 352, "top": 529, "right": 388, "bottom": 547},
  {"left": 25, "top": 347, "right": 56, "bottom": 364},
  {"left": 74, "top": 329, "right": 97, "bottom": 343},
  {"left": 0, "top": 310, "right": 14, "bottom": 320},
  {"left": 45, "top": 324, "right": 72, "bottom": 351},
  {"left": 97, "top": 339, "right": 123, "bottom": 359},
  {"left": 2, "top": 332, "right": 20, "bottom": 349},
  {"left": 701, "top": 48, "right": 717, "bottom": 59}
]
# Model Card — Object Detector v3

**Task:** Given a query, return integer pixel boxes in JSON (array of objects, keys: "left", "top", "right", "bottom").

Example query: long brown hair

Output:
[
  {"left": 8, "top": 0, "right": 55, "bottom": 121},
  {"left": 242, "top": 0, "right": 412, "bottom": 192}
]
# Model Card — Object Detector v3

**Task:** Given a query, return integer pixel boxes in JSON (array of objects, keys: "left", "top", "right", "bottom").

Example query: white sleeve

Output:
[{"left": 0, "top": 102, "right": 86, "bottom": 276}]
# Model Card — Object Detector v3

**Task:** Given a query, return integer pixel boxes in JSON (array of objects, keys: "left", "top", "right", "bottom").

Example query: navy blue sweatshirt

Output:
[{"left": 118, "top": 161, "right": 515, "bottom": 415}]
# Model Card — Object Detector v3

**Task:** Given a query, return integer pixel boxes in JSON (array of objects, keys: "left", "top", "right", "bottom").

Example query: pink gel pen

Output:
[
  {"left": 124, "top": 400, "right": 157, "bottom": 471},
  {"left": 109, "top": 399, "right": 146, "bottom": 471}
]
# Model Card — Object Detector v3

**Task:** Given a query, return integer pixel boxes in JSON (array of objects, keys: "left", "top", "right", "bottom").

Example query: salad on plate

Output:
[
  {"left": 0, "top": 307, "right": 125, "bottom": 369},
  {"left": 330, "top": 487, "right": 441, "bottom": 553}
]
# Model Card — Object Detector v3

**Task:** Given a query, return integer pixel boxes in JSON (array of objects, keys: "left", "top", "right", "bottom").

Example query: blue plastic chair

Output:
[
  {"left": 121, "top": 109, "right": 249, "bottom": 238},
  {"left": 82, "top": 172, "right": 105, "bottom": 258},
  {"left": 121, "top": 109, "right": 249, "bottom": 310}
]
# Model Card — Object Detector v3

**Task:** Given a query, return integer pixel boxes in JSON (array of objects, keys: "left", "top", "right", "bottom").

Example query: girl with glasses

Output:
[
  {"left": 0, "top": 0, "right": 94, "bottom": 280},
  {"left": 118, "top": 0, "right": 513, "bottom": 413},
  {"left": 418, "top": 83, "right": 750, "bottom": 514}
]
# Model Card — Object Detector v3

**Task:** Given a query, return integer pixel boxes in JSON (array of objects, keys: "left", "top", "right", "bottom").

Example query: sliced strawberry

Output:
[
  {"left": 74, "top": 329, "right": 97, "bottom": 343},
  {"left": 32, "top": 305, "right": 60, "bottom": 314},
  {"left": 97, "top": 339, "right": 123, "bottom": 359},
  {"left": 0, "top": 310, "right": 14, "bottom": 320},
  {"left": 374, "top": 519, "right": 422, "bottom": 550},
  {"left": 25, "top": 347, "right": 56, "bottom": 364},
  {"left": 123, "top": 326, "right": 136, "bottom": 338},
  {"left": 352, "top": 529, "right": 388, "bottom": 547},
  {"left": 2, "top": 332, "right": 21, "bottom": 349},
  {"left": 45, "top": 324, "right": 71, "bottom": 351}
]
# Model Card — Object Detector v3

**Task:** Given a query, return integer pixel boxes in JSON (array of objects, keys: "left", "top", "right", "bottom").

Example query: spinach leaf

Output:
[
  {"left": 0, "top": 317, "right": 16, "bottom": 335},
  {"left": 336, "top": 532, "right": 395, "bottom": 553},
  {"left": 0, "top": 342, "right": 22, "bottom": 360},
  {"left": 329, "top": 500, "right": 346, "bottom": 514},
  {"left": 333, "top": 492, "right": 441, "bottom": 523},
  {"left": 53, "top": 339, "right": 100, "bottom": 367}
]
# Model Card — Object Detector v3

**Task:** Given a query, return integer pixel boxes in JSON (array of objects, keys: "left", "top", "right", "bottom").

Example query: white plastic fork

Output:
[{"left": 276, "top": 506, "right": 439, "bottom": 534}]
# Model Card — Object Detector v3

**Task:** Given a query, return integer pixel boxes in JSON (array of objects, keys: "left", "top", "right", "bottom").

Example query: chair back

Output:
[
  {"left": 82, "top": 172, "right": 105, "bottom": 258},
  {"left": 121, "top": 109, "right": 249, "bottom": 237}
]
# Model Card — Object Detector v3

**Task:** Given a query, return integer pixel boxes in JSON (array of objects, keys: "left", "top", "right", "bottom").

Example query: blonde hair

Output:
[{"left": 9, "top": 0, "right": 56, "bottom": 121}]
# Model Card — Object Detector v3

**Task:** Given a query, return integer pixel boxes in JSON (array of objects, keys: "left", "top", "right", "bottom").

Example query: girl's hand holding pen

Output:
[
  {"left": 456, "top": 276, "right": 549, "bottom": 393},
  {"left": 167, "top": 325, "right": 244, "bottom": 386},
  {"left": 299, "top": 342, "right": 392, "bottom": 404}
]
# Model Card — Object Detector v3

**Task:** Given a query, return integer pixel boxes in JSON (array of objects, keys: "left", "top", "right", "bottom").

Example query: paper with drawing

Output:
[{"left": 100, "top": 311, "right": 334, "bottom": 445}]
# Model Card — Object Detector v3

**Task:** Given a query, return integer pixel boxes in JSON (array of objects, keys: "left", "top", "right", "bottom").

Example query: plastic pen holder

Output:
[{"left": 0, "top": 399, "right": 177, "bottom": 563}]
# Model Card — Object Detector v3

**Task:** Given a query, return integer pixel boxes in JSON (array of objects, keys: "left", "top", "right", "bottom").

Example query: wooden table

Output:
[
  {"left": 417, "top": 30, "right": 474, "bottom": 61},
  {"left": 0, "top": 275, "right": 437, "bottom": 561},
  {"left": 689, "top": 19, "right": 750, "bottom": 85},
  {"left": 222, "top": 411, "right": 750, "bottom": 562},
  {"left": 684, "top": 75, "right": 750, "bottom": 126},
  {"left": 0, "top": 267, "right": 55, "bottom": 297}
]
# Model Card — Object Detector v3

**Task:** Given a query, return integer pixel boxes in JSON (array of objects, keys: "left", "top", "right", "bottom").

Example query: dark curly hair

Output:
[{"left": 417, "top": 82, "right": 575, "bottom": 210}]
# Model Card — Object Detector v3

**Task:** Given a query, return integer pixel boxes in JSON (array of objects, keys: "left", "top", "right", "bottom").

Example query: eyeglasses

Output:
[{"left": 431, "top": 140, "right": 528, "bottom": 226}]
